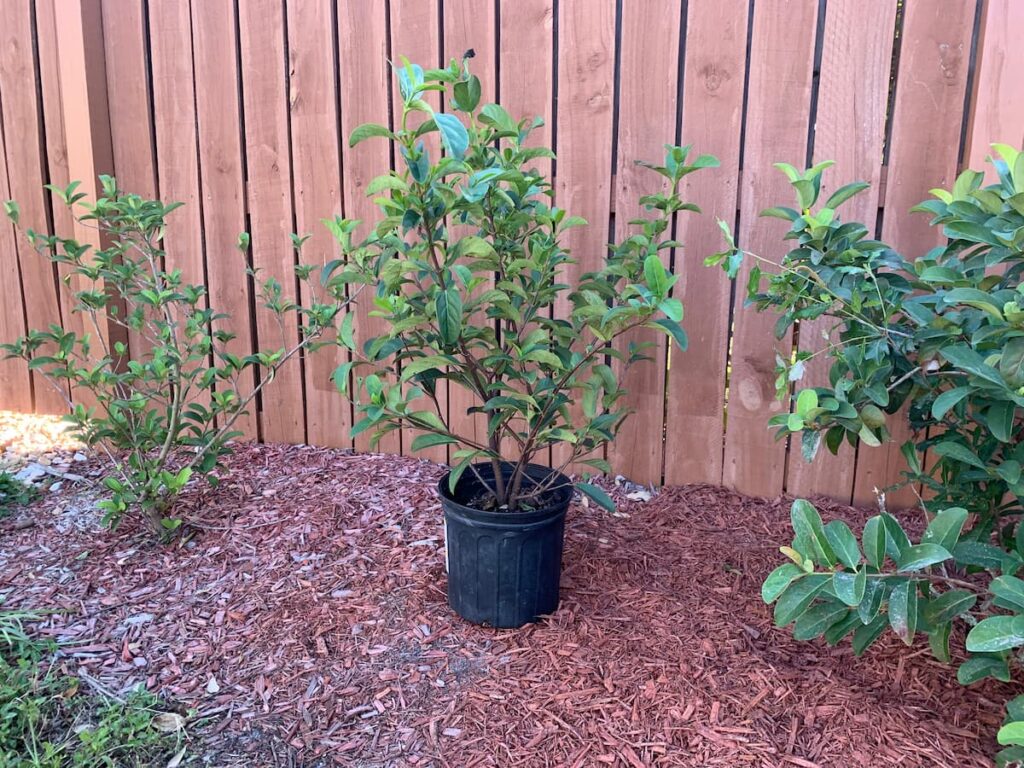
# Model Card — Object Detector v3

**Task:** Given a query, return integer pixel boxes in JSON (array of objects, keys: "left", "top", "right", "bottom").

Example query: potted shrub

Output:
[
  {"left": 327, "top": 56, "right": 717, "bottom": 627},
  {"left": 709, "top": 147, "right": 1024, "bottom": 761}
]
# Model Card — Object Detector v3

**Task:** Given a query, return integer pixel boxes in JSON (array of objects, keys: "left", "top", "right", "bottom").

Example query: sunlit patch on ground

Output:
[{"left": 0, "top": 410, "right": 83, "bottom": 468}]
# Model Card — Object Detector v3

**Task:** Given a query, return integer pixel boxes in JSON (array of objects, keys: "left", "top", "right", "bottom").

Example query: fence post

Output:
[
  {"left": 963, "top": 0, "right": 1024, "bottom": 175},
  {"left": 53, "top": 0, "right": 124, "bottom": 357}
]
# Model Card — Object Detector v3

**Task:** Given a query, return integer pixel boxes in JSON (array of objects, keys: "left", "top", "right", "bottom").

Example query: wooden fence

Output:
[{"left": 1, "top": 0, "right": 1023, "bottom": 504}]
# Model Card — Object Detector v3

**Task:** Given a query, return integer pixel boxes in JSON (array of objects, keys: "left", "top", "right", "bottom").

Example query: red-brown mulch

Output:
[{"left": 0, "top": 442, "right": 1012, "bottom": 767}]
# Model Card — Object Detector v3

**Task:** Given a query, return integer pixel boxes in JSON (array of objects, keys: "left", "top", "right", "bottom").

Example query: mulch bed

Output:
[{"left": 0, "top": 440, "right": 1013, "bottom": 767}]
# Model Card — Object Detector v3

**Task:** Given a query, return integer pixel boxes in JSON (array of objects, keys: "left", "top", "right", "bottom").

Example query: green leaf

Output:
[
  {"left": 958, "top": 655, "right": 1011, "bottom": 684},
  {"left": 944, "top": 220, "right": 1000, "bottom": 245},
  {"left": 862, "top": 516, "right": 886, "bottom": 569},
  {"left": 795, "top": 389, "right": 818, "bottom": 418},
  {"left": 824, "top": 611, "right": 862, "bottom": 645},
  {"left": 436, "top": 289, "right": 463, "bottom": 346},
  {"left": 643, "top": 254, "right": 669, "bottom": 297},
  {"left": 895, "top": 543, "right": 951, "bottom": 572},
  {"left": 991, "top": 575, "right": 1024, "bottom": 612},
  {"left": 924, "top": 589, "right": 977, "bottom": 624},
  {"left": 997, "top": 722, "right": 1024, "bottom": 747},
  {"left": 932, "top": 440, "right": 988, "bottom": 470},
  {"left": 966, "top": 615, "right": 1024, "bottom": 653},
  {"left": 366, "top": 174, "right": 408, "bottom": 194},
  {"left": 652, "top": 318, "right": 687, "bottom": 351},
  {"left": 943, "top": 287, "right": 1005, "bottom": 320},
  {"left": 832, "top": 569, "right": 866, "bottom": 606},
  {"left": 852, "top": 613, "right": 888, "bottom": 655},
  {"left": 931, "top": 387, "right": 970, "bottom": 420},
  {"left": 1007, "top": 695, "right": 1024, "bottom": 722},
  {"left": 857, "top": 423, "right": 881, "bottom": 447},
  {"left": 3, "top": 199, "right": 19, "bottom": 225},
  {"left": 823, "top": 520, "right": 861, "bottom": 569},
  {"left": 332, "top": 362, "right": 354, "bottom": 395},
  {"left": 880, "top": 512, "right": 911, "bottom": 558},
  {"left": 929, "top": 622, "right": 951, "bottom": 663},
  {"left": 773, "top": 162, "right": 801, "bottom": 182},
  {"left": 658, "top": 297, "right": 683, "bottom": 322},
  {"left": 349, "top": 122, "right": 395, "bottom": 147},
  {"left": 478, "top": 103, "right": 517, "bottom": 134},
  {"left": 801, "top": 429, "right": 820, "bottom": 462},
  {"left": 921, "top": 507, "right": 968, "bottom": 552},
  {"left": 434, "top": 112, "right": 469, "bottom": 159},
  {"left": 410, "top": 433, "right": 458, "bottom": 453},
  {"left": 940, "top": 344, "right": 1008, "bottom": 389},
  {"left": 762, "top": 563, "right": 805, "bottom": 603},
  {"left": 824, "top": 181, "right": 870, "bottom": 209},
  {"left": 888, "top": 579, "right": 917, "bottom": 644},
  {"left": 790, "top": 500, "right": 837, "bottom": 567},
  {"left": 793, "top": 601, "right": 849, "bottom": 641},
  {"left": 988, "top": 401, "right": 1016, "bottom": 443},
  {"left": 760, "top": 206, "right": 801, "bottom": 221},
  {"left": 338, "top": 311, "right": 356, "bottom": 351},
  {"left": 954, "top": 540, "right": 1006, "bottom": 570},
  {"left": 858, "top": 579, "right": 885, "bottom": 624},
  {"left": 773, "top": 574, "right": 828, "bottom": 626},
  {"left": 577, "top": 482, "right": 614, "bottom": 512},
  {"left": 999, "top": 459, "right": 1022, "bottom": 486},
  {"left": 859, "top": 403, "right": 885, "bottom": 429},
  {"left": 452, "top": 75, "right": 481, "bottom": 112},
  {"left": 1000, "top": 337, "right": 1024, "bottom": 387}
]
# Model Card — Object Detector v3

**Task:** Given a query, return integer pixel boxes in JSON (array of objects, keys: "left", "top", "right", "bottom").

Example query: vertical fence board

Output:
[
  {"left": 852, "top": 0, "right": 976, "bottom": 508},
  {"left": 722, "top": 0, "right": 818, "bottom": 498},
  {"left": 148, "top": 0, "right": 211, "bottom": 421},
  {"left": 500, "top": 0, "right": 554, "bottom": 176},
  {"left": 389, "top": 0, "right": 444, "bottom": 461},
  {"left": 51, "top": 0, "right": 122, "bottom": 415},
  {"left": 443, "top": 0, "right": 497, "bottom": 459},
  {"left": 965, "top": 0, "right": 1024, "bottom": 176},
  {"left": 148, "top": 1, "right": 205, "bottom": 287},
  {"left": 37, "top": 0, "right": 98, "bottom": 405},
  {"left": 337, "top": 0, "right": 396, "bottom": 456},
  {"left": 0, "top": 110, "right": 31, "bottom": 411},
  {"left": 103, "top": 1, "right": 157, "bottom": 199},
  {"left": 606, "top": 0, "right": 681, "bottom": 485},
  {"left": 786, "top": 0, "right": 896, "bottom": 501},
  {"left": 34, "top": 1, "right": 75, "bottom": 254},
  {"left": 191, "top": 1, "right": 256, "bottom": 440},
  {"left": 0, "top": 0, "right": 67, "bottom": 413},
  {"left": 499, "top": 0, "right": 554, "bottom": 467},
  {"left": 663, "top": 1, "right": 749, "bottom": 487},
  {"left": 287, "top": 0, "right": 350, "bottom": 448},
  {"left": 553, "top": 0, "right": 616, "bottom": 473},
  {"left": 102, "top": 0, "right": 158, "bottom": 361},
  {"left": 239, "top": 0, "right": 305, "bottom": 444}
]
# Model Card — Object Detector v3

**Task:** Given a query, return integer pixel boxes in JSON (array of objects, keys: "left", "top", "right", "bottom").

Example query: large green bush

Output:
[
  {"left": 3, "top": 180, "right": 355, "bottom": 537},
  {"left": 330, "top": 56, "right": 715, "bottom": 511},
  {"left": 710, "top": 147, "right": 1024, "bottom": 763}
]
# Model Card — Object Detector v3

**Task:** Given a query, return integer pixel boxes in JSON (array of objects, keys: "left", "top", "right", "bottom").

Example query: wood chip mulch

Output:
[{"left": 0, "top": 441, "right": 1013, "bottom": 767}]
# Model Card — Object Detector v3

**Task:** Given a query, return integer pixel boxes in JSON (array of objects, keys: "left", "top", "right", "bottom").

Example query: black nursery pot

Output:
[{"left": 438, "top": 462, "right": 572, "bottom": 629}]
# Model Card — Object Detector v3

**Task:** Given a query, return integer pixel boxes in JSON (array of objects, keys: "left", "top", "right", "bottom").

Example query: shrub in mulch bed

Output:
[{"left": 0, "top": 442, "right": 1011, "bottom": 766}]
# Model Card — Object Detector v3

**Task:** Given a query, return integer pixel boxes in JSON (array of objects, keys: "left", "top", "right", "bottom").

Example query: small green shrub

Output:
[
  {"left": 2, "top": 180, "right": 356, "bottom": 537},
  {"left": 710, "top": 146, "right": 1024, "bottom": 764},
  {"left": 0, "top": 471, "right": 39, "bottom": 514},
  {"left": 0, "top": 608, "right": 185, "bottom": 767},
  {"left": 331, "top": 55, "right": 715, "bottom": 510}
]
